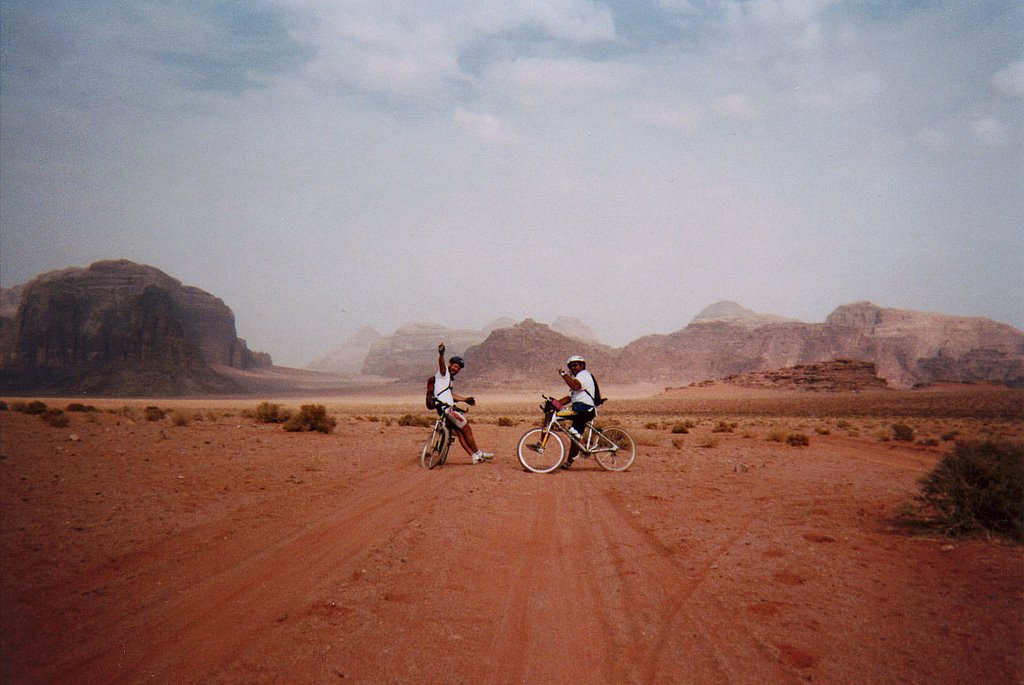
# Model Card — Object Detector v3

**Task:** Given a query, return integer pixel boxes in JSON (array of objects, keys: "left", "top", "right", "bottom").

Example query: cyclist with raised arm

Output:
[
  {"left": 433, "top": 342, "right": 493, "bottom": 464},
  {"left": 553, "top": 354, "right": 597, "bottom": 469}
]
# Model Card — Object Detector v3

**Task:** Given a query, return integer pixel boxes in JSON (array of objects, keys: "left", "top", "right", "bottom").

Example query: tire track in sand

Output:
[
  {"left": 38, "top": 467, "right": 446, "bottom": 685},
  {"left": 594, "top": 487, "right": 804, "bottom": 685}
]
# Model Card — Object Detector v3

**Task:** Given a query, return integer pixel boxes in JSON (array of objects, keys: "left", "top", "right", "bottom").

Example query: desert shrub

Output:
[
  {"left": 671, "top": 423, "right": 689, "bottom": 434},
  {"left": 645, "top": 421, "right": 660, "bottom": 430},
  {"left": 835, "top": 419, "right": 852, "bottom": 430},
  {"left": 41, "top": 408, "right": 69, "bottom": 427},
  {"left": 941, "top": 430, "right": 959, "bottom": 442},
  {"left": 21, "top": 401, "right": 48, "bottom": 415},
  {"left": 815, "top": 426, "right": 831, "bottom": 435},
  {"left": 11, "top": 401, "right": 26, "bottom": 412},
  {"left": 892, "top": 423, "right": 915, "bottom": 442},
  {"left": 66, "top": 402, "right": 97, "bottom": 412},
  {"left": 497, "top": 416, "right": 515, "bottom": 427},
  {"left": 120, "top": 406, "right": 141, "bottom": 421},
  {"left": 144, "top": 406, "right": 165, "bottom": 422},
  {"left": 786, "top": 432, "right": 810, "bottom": 447},
  {"left": 918, "top": 441, "right": 1024, "bottom": 541},
  {"left": 170, "top": 410, "right": 192, "bottom": 427},
  {"left": 397, "top": 413, "right": 432, "bottom": 427},
  {"left": 0, "top": 400, "right": 7, "bottom": 411},
  {"left": 255, "top": 401, "right": 292, "bottom": 423},
  {"left": 767, "top": 427, "right": 788, "bottom": 443},
  {"left": 918, "top": 438, "right": 939, "bottom": 447},
  {"left": 698, "top": 435, "right": 721, "bottom": 448},
  {"left": 283, "top": 404, "right": 337, "bottom": 434},
  {"left": 712, "top": 420, "right": 737, "bottom": 433}
]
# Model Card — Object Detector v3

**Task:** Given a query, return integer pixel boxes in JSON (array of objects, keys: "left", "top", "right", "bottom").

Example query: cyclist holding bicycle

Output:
[
  {"left": 433, "top": 342, "right": 493, "bottom": 464},
  {"left": 552, "top": 354, "right": 597, "bottom": 469}
]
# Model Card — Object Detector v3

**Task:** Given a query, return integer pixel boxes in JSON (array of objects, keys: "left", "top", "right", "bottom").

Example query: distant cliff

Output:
[
  {"left": 458, "top": 303, "right": 1024, "bottom": 388},
  {"left": 0, "top": 260, "right": 271, "bottom": 395}
]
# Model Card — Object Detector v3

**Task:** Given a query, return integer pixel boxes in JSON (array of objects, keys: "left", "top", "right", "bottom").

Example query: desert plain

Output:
[{"left": 1, "top": 383, "right": 1022, "bottom": 684}]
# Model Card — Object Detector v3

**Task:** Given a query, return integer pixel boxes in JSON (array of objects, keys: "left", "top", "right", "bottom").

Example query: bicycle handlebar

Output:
[{"left": 434, "top": 399, "right": 469, "bottom": 412}]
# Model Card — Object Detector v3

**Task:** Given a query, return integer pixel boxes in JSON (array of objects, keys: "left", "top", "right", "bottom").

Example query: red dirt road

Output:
[{"left": 1, "top": 399, "right": 1022, "bottom": 684}]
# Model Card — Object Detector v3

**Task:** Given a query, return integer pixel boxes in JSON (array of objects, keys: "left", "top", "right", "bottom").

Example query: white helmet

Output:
[{"left": 566, "top": 355, "right": 586, "bottom": 365}]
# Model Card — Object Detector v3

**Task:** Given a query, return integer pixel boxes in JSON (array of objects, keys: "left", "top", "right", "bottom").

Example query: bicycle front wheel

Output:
[
  {"left": 420, "top": 424, "right": 448, "bottom": 469},
  {"left": 593, "top": 426, "right": 636, "bottom": 471},
  {"left": 517, "top": 428, "right": 565, "bottom": 473}
]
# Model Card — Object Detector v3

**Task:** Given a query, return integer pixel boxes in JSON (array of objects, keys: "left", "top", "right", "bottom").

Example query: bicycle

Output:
[
  {"left": 516, "top": 395, "right": 637, "bottom": 473},
  {"left": 419, "top": 400, "right": 467, "bottom": 469}
]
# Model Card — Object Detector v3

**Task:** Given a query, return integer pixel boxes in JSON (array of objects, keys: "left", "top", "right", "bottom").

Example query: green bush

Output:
[
  {"left": 283, "top": 404, "right": 336, "bottom": 434},
  {"left": 918, "top": 441, "right": 1024, "bottom": 541},
  {"left": 892, "top": 423, "right": 915, "bottom": 441},
  {"left": 255, "top": 401, "right": 292, "bottom": 423}
]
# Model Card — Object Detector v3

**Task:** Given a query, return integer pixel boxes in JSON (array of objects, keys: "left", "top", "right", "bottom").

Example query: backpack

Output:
[
  {"left": 425, "top": 376, "right": 436, "bottom": 409},
  {"left": 588, "top": 375, "right": 607, "bottom": 407}
]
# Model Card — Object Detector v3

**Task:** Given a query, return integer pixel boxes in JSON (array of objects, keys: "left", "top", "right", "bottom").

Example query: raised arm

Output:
[{"left": 437, "top": 342, "right": 446, "bottom": 375}]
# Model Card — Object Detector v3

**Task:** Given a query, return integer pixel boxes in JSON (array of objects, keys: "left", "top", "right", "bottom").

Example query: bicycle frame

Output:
[
  {"left": 420, "top": 401, "right": 464, "bottom": 469},
  {"left": 517, "top": 395, "right": 636, "bottom": 474},
  {"left": 537, "top": 408, "right": 617, "bottom": 458}
]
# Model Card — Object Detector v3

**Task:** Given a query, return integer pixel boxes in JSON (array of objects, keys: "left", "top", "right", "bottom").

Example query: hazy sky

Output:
[{"left": 2, "top": 1, "right": 1022, "bottom": 367}]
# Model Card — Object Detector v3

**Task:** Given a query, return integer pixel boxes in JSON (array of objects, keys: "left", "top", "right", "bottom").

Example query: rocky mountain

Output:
[
  {"left": 355, "top": 316, "right": 597, "bottom": 380},
  {"left": 825, "top": 302, "right": 1024, "bottom": 386},
  {"left": 0, "top": 260, "right": 270, "bottom": 395},
  {"left": 359, "top": 322, "right": 493, "bottom": 380},
  {"left": 458, "top": 319, "right": 618, "bottom": 386},
  {"left": 306, "top": 326, "right": 382, "bottom": 374},
  {"left": 691, "top": 300, "right": 800, "bottom": 328},
  {"left": 460, "top": 303, "right": 1024, "bottom": 388},
  {"left": 550, "top": 316, "right": 599, "bottom": 343}
]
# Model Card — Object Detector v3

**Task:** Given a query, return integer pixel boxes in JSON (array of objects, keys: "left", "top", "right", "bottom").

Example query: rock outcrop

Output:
[
  {"left": 719, "top": 359, "right": 889, "bottom": 391},
  {"left": 0, "top": 260, "right": 271, "bottom": 395}
]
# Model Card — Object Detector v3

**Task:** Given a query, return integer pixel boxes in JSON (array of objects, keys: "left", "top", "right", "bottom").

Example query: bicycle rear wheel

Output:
[
  {"left": 420, "top": 424, "right": 449, "bottom": 469},
  {"left": 517, "top": 428, "right": 565, "bottom": 473},
  {"left": 593, "top": 426, "right": 636, "bottom": 471}
]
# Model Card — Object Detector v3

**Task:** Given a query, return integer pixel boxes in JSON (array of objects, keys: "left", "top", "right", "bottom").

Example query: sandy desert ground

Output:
[{"left": 1, "top": 384, "right": 1022, "bottom": 684}]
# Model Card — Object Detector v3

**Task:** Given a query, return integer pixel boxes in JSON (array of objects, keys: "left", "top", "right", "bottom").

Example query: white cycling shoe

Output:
[{"left": 472, "top": 451, "right": 494, "bottom": 464}]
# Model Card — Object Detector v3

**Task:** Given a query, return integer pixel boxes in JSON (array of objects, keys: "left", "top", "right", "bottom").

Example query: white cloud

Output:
[
  {"left": 487, "top": 57, "right": 637, "bottom": 109},
  {"left": 914, "top": 127, "right": 951, "bottom": 152},
  {"left": 990, "top": 59, "right": 1024, "bottom": 98},
  {"left": 795, "top": 73, "right": 883, "bottom": 110},
  {"left": 453, "top": 106, "right": 510, "bottom": 142},
  {"left": 972, "top": 117, "right": 1006, "bottom": 148},
  {"left": 712, "top": 92, "right": 759, "bottom": 119}
]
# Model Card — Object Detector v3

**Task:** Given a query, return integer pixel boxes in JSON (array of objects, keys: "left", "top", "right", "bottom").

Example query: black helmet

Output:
[{"left": 449, "top": 356, "right": 465, "bottom": 368}]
